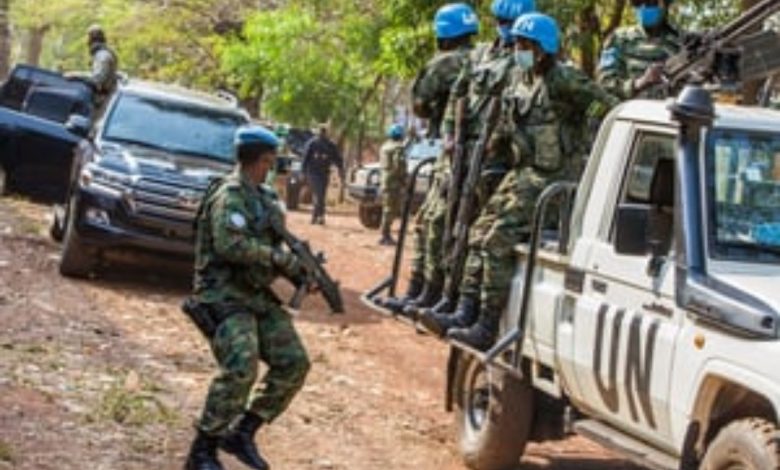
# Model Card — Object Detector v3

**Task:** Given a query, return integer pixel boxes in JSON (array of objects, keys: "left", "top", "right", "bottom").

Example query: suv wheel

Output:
[
  {"left": 358, "top": 203, "right": 382, "bottom": 230},
  {"left": 59, "top": 195, "right": 96, "bottom": 278},
  {"left": 701, "top": 418, "right": 780, "bottom": 470},
  {"left": 453, "top": 354, "right": 533, "bottom": 470}
]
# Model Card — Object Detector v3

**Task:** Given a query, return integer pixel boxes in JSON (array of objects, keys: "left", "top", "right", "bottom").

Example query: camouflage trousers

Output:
[
  {"left": 410, "top": 167, "right": 447, "bottom": 285},
  {"left": 459, "top": 167, "right": 549, "bottom": 318},
  {"left": 380, "top": 184, "right": 404, "bottom": 235},
  {"left": 197, "top": 304, "right": 310, "bottom": 436}
]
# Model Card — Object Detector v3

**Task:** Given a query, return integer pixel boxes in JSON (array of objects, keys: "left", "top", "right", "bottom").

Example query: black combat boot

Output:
[
  {"left": 185, "top": 430, "right": 224, "bottom": 470},
  {"left": 382, "top": 275, "right": 424, "bottom": 313},
  {"left": 427, "top": 294, "right": 456, "bottom": 315},
  {"left": 401, "top": 280, "right": 443, "bottom": 318},
  {"left": 219, "top": 413, "right": 269, "bottom": 470},
  {"left": 419, "top": 295, "right": 478, "bottom": 338},
  {"left": 447, "top": 311, "right": 500, "bottom": 352}
]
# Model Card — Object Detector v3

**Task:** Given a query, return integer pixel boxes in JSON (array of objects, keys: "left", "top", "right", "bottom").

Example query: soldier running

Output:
[{"left": 184, "top": 126, "right": 311, "bottom": 470}]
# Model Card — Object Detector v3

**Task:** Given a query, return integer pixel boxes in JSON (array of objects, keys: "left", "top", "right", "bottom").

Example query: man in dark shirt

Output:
[{"left": 302, "top": 125, "right": 344, "bottom": 224}]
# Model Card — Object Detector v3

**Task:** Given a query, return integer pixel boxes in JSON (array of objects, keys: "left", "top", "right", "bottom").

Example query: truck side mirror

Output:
[
  {"left": 65, "top": 114, "right": 91, "bottom": 138},
  {"left": 614, "top": 204, "right": 650, "bottom": 256}
]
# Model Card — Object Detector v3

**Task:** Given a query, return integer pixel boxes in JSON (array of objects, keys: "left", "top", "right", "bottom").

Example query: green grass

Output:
[
  {"left": 89, "top": 381, "right": 180, "bottom": 427},
  {"left": 0, "top": 440, "right": 14, "bottom": 463}
]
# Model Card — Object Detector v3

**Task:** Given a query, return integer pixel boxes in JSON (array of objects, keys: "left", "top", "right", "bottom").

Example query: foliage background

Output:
[{"left": 0, "top": 0, "right": 757, "bottom": 157}]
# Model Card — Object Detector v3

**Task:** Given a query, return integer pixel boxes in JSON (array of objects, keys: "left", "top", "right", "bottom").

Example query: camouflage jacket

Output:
[
  {"left": 597, "top": 23, "right": 681, "bottom": 100},
  {"left": 379, "top": 140, "right": 407, "bottom": 191},
  {"left": 504, "top": 63, "right": 619, "bottom": 179},
  {"left": 193, "top": 169, "right": 291, "bottom": 313},
  {"left": 447, "top": 40, "right": 516, "bottom": 173},
  {"left": 412, "top": 46, "right": 472, "bottom": 138}
]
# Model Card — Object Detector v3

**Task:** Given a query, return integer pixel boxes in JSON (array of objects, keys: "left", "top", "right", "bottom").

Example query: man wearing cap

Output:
[
  {"left": 86, "top": 25, "right": 118, "bottom": 108},
  {"left": 185, "top": 126, "right": 311, "bottom": 470},
  {"left": 302, "top": 125, "right": 345, "bottom": 225},
  {"left": 378, "top": 124, "right": 408, "bottom": 246}
]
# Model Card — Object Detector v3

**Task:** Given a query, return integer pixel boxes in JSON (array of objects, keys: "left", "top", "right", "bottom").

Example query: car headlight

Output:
[{"left": 80, "top": 165, "right": 134, "bottom": 197}]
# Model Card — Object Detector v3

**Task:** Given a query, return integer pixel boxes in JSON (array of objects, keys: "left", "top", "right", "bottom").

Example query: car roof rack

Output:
[{"left": 214, "top": 89, "right": 239, "bottom": 107}]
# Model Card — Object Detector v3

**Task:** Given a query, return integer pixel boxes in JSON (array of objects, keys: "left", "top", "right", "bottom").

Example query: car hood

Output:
[{"left": 97, "top": 141, "right": 233, "bottom": 188}]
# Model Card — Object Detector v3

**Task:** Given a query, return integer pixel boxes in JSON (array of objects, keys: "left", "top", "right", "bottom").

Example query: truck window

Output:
[
  {"left": 707, "top": 129, "right": 780, "bottom": 263},
  {"left": 623, "top": 133, "right": 676, "bottom": 203}
]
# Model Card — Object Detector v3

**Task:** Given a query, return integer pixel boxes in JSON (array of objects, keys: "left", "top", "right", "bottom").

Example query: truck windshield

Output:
[
  {"left": 708, "top": 129, "right": 780, "bottom": 263},
  {"left": 103, "top": 94, "right": 245, "bottom": 162}
]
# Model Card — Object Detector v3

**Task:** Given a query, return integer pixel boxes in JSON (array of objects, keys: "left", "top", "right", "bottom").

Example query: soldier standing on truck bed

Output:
[
  {"left": 382, "top": 2, "right": 480, "bottom": 311},
  {"left": 183, "top": 126, "right": 311, "bottom": 470},
  {"left": 378, "top": 124, "right": 408, "bottom": 246},
  {"left": 422, "top": 13, "right": 619, "bottom": 351},
  {"left": 302, "top": 124, "right": 344, "bottom": 225},
  {"left": 597, "top": 0, "right": 682, "bottom": 100},
  {"left": 404, "top": 0, "right": 537, "bottom": 318},
  {"left": 86, "top": 25, "right": 118, "bottom": 109}
]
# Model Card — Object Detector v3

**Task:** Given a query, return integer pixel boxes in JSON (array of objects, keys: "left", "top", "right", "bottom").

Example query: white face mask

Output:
[{"left": 514, "top": 50, "right": 534, "bottom": 71}]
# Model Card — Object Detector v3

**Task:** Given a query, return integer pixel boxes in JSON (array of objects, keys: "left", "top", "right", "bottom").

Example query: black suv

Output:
[{"left": 56, "top": 81, "right": 249, "bottom": 277}]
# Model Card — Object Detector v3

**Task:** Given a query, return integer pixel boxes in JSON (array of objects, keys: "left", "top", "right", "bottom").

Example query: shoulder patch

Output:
[
  {"left": 229, "top": 212, "right": 247, "bottom": 229},
  {"left": 598, "top": 47, "right": 619, "bottom": 70}
]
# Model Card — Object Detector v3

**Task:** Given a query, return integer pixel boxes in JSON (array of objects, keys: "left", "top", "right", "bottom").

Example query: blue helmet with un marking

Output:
[
  {"left": 387, "top": 123, "right": 405, "bottom": 140},
  {"left": 491, "top": 0, "right": 536, "bottom": 21},
  {"left": 434, "top": 3, "right": 479, "bottom": 39},
  {"left": 235, "top": 125, "right": 280, "bottom": 149},
  {"left": 511, "top": 12, "right": 561, "bottom": 54}
]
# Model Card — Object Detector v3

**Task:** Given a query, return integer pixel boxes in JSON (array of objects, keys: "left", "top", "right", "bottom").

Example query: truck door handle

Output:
[
  {"left": 591, "top": 279, "right": 608, "bottom": 293},
  {"left": 642, "top": 302, "right": 672, "bottom": 317}
]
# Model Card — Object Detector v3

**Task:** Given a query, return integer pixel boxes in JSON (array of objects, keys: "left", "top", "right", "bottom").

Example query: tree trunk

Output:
[
  {"left": 740, "top": 0, "right": 762, "bottom": 104},
  {"left": 0, "top": 0, "right": 10, "bottom": 78},
  {"left": 26, "top": 27, "right": 49, "bottom": 67},
  {"left": 577, "top": 3, "right": 600, "bottom": 77}
]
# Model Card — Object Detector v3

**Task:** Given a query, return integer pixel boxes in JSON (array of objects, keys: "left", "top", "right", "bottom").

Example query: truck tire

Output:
[
  {"left": 454, "top": 354, "right": 534, "bottom": 470},
  {"left": 700, "top": 418, "right": 780, "bottom": 470},
  {"left": 358, "top": 203, "right": 382, "bottom": 230},
  {"left": 59, "top": 196, "right": 96, "bottom": 278},
  {"left": 286, "top": 179, "right": 300, "bottom": 211}
]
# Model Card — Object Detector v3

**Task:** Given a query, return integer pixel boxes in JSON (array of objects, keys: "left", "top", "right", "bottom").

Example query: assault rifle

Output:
[
  {"left": 664, "top": 0, "right": 780, "bottom": 94},
  {"left": 269, "top": 218, "right": 345, "bottom": 314},
  {"left": 442, "top": 97, "right": 468, "bottom": 253},
  {"left": 444, "top": 96, "right": 502, "bottom": 300}
]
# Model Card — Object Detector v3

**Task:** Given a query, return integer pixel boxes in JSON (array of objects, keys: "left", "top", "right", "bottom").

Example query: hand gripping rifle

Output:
[
  {"left": 443, "top": 97, "right": 468, "bottom": 252},
  {"left": 664, "top": 0, "right": 780, "bottom": 94},
  {"left": 444, "top": 96, "right": 502, "bottom": 300},
  {"left": 269, "top": 218, "right": 345, "bottom": 314}
]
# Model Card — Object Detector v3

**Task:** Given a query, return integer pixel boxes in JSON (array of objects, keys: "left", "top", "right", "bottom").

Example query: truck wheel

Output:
[
  {"left": 454, "top": 354, "right": 534, "bottom": 470},
  {"left": 59, "top": 196, "right": 96, "bottom": 278},
  {"left": 700, "top": 418, "right": 780, "bottom": 470},
  {"left": 286, "top": 180, "right": 300, "bottom": 211},
  {"left": 358, "top": 204, "right": 382, "bottom": 230}
]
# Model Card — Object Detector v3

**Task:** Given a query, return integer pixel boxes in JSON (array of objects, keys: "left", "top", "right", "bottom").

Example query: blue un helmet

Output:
[
  {"left": 387, "top": 123, "right": 405, "bottom": 140},
  {"left": 235, "top": 125, "right": 280, "bottom": 152},
  {"left": 511, "top": 13, "right": 560, "bottom": 55},
  {"left": 434, "top": 3, "right": 479, "bottom": 40},
  {"left": 492, "top": 0, "right": 536, "bottom": 41}
]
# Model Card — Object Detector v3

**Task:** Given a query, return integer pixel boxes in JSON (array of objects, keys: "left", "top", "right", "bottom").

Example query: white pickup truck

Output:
[{"left": 374, "top": 88, "right": 780, "bottom": 470}]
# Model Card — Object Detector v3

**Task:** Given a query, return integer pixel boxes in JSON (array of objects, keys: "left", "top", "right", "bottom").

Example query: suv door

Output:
[{"left": 567, "top": 127, "right": 682, "bottom": 449}]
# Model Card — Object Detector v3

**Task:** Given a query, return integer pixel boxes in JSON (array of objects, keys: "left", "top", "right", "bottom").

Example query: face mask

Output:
[
  {"left": 635, "top": 5, "right": 663, "bottom": 28},
  {"left": 514, "top": 50, "right": 534, "bottom": 71},
  {"left": 498, "top": 25, "right": 514, "bottom": 43}
]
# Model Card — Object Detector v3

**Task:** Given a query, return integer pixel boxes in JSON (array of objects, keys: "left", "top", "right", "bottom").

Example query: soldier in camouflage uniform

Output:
[
  {"left": 378, "top": 124, "right": 407, "bottom": 246},
  {"left": 185, "top": 126, "right": 310, "bottom": 470},
  {"left": 86, "top": 25, "right": 118, "bottom": 110},
  {"left": 409, "top": 0, "right": 537, "bottom": 317},
  {"left": 382, "top": 2, "right": 479, "bottom": 312},
  {"left": 597, "top": 0, "right": 681, "bottom": 100},
  {"left": 423, "top": 13, "right": 618, "bottom": 351}
]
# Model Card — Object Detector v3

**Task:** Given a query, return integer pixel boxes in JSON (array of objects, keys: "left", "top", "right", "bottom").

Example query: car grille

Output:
[{"left": 130, "top": 178, "right": 203, "bottom": 223}]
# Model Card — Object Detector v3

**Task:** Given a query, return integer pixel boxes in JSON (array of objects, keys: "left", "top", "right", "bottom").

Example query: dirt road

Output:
[{"left": 0, "top": 197, "right": 641, "bottom": 470}]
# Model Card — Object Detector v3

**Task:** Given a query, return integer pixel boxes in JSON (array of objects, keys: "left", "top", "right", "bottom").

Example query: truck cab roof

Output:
[{"left": 614, "top": 99, "right": 780, "bottom": 133}]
